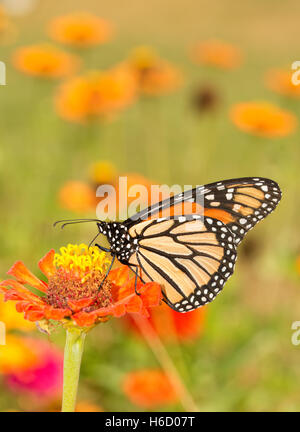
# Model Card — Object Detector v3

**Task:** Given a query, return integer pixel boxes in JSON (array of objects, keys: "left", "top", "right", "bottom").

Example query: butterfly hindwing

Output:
[{"left": 128, "top": 216, "right": 237, "bottom": 312}]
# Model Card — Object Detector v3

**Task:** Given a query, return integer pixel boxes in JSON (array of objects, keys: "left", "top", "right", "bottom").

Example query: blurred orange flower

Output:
[
  {"left": 123, "top": 369, "right": 177, "bottom": 408},
  {"left": 12, "top": 44, "right": 79, "bottom": 78},
  {"left": 94, "top": 170, "right": 155, "bottom": 220},
  {"left": 0, "top": 5, "right": 8, "bottom": 29},
  {"left": 0, "top": 244, "right": 162, "bottom": 328},
  {"left": 123, "top": 46, "right": 182, "bottom": 95},
  {"left": 230, "top": 101, "right": 297, "bottom": 137},
  {"left": 125, "top": 302, "right": 206, "bottom": 342},
  {"left": 48, "top": 12, "right": 113, "bottom": 47},
  {"left": 0, "top": 335, "right": 38, "bottom": 374},
  {"left": 0, "top": 5, "right": 17, "bottom": 44},
  {"left": 58, "top": 162, "right": 155, "bottom": 218},
  {"left": 116, "top": 172, "right": 154, "bottom": 216},
  {"left": 75, "top": 401, "right": 103, "bottom": 412},
  {"left": 89, "top": 160, "right": 118, "bottom": 186},
  {"left": 0, "top": 294, "right": 34, "bottom": 331},
  {"left": 55, "top": 68, "right": 137, "bottom": 123},
  {"left": 265, "top": 68, "right": 300, "bottom": 98},
  {"left": 191, "top": 39, "right": 242, "bottom": 69},
  {"left": 58, "top": 180, "right": 96, "bottom": 213}
]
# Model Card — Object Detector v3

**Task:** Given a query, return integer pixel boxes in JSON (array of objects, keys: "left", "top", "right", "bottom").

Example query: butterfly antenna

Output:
[
  {"left": 88, "top": 231, "right": 101, "bottom": 248},
  {"left": 53, "top": 218, "right": 101, "bottom": 229}
]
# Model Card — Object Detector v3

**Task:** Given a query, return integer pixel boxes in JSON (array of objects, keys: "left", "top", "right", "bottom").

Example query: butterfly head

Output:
[{"left": 97, "top": 221, "right": 137, "bottom": 263}]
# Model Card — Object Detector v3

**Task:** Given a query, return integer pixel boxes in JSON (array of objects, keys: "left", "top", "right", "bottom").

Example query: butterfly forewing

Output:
[
  {"left": 201, "top": 177, "right": 282, "bottom": 244},
  {"left": 127, "top": 177, "right": 282, "bottom": 245}
]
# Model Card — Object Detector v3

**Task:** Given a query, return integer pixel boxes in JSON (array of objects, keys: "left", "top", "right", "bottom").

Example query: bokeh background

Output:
[{"left": 0, "top": 0, "right": 300, "bottom": 412}]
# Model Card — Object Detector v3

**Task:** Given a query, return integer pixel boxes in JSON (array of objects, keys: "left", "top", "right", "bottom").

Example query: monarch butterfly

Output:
[{"left": 56, "top": 177, "right": 281, "bottom": 312}]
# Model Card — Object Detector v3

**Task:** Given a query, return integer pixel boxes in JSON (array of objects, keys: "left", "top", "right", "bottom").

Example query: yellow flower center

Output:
[
  {"left": 46, "top": 244, "right": 113, "bottom": 310},
  {"left": 53, "top": 243, "right": 110, "bottom": 282}
]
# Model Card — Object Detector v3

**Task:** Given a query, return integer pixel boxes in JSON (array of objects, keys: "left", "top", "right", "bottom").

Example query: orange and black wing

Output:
[
  {"left": 127, "top": 217, "right": 237, "bottom": 312},
  {"left": 124, "top": 177, "right": 281, "bottom": 312},
  {"left": 126, "top": 177, "right": 282, "bottom": 246}
]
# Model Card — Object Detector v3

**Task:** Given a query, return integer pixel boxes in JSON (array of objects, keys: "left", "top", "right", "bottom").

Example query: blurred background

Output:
[{"left": 0, "top": 0, "right": 300, "bottom": 412}]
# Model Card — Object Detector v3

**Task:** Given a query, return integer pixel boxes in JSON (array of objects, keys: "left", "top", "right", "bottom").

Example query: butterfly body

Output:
[
  {"left": 89, "top": 177, "right": 281, "bottom": 312},
  {"left": 97, "top": 221, "right": 138, "bottom": 263}
]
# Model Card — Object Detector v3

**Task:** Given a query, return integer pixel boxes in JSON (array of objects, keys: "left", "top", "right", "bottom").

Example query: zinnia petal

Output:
[
  {"left": 24, "top": 306, "right": 45, "bottom": 322},
  {"left": 67, "top": 297, "right": 95, "bottom": 313},
  {"left": 108, "top": 264, "right": 130, "bottom": 286},
  {"left": 44, "top": 306, "right": 72, "bottom": 320},
  {"left": 38, "top": 249, "right": 56, "bottom": 278},
  {"left": 139, "top": 282, "right": 162, "bottom": 308},
  {"left": 72, "top": 311, "right": 97, "bottom": 327},
  {"left": 7, "top": 261, "right": 47, "bottom": 293},
  {"left": 125, "top": 295, "right": 143, "bottom": 314},
  {"left": 0, "top": 280, "right": 43, "bottom": 303}
]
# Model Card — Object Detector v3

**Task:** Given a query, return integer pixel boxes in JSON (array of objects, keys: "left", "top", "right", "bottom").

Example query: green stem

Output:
[{"left": 61, "top": 328, "right": 86, "bottom": 412}]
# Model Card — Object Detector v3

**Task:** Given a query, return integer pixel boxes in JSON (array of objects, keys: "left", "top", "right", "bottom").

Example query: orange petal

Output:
[
  {"left": 111, "top": 303, "right": 126, "bottom": 317},
  {"left": 24, "top": 306, "right": 45, "bottom": 321},
  {"left": 15, "top": 301, "right": 31, "bottom": 313},
  {"left": 38, "top": 249, "right": 56, "bottom": 278},
  {"left": 125, "top": 295, "right": 143, "bottom": 314},
  {"left": 0, "top": 280, "right": 42, "bottom": 303},
  {"left": 7, "top": 261, "right": 47, "bottom": 293},
  {"left": 72, "top": 311, "right": 97, "bottom": 327},
  {"left": 67, "top": 297, "right": 94, "bottom": 313},
  {"left": 140, "top": 282, "right": 162, "bottom": 307},
  {"left": 108, "top": 265, "right": 130, "bottom": 286},
  {"left": 113, "top": 278, "right": 135, "bottom": 302},
  {"left": 44, "top": 306, "right": 72, "bottom": 320}
]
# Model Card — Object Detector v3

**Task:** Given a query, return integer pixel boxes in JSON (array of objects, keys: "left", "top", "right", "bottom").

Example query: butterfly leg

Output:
[
  {"left": 95, "top": 243, "right": 111, "bottom": 253},
  {"left": 127, "top": 264, "right": 142, "bottom": 296}
]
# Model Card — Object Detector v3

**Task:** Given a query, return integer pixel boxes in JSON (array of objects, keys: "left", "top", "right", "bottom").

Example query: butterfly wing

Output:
[
  {"left": 124, "top": 177, "right": 281, "bottom": 312},
  {"left": 127, "top": 216, "right": 237, "bottom": 312},
  {"left": 201, "top": 177, "right": 282, "bottom": 244},
  {"left": 126, "top": 177, "right": 282, "bottom": 246}
]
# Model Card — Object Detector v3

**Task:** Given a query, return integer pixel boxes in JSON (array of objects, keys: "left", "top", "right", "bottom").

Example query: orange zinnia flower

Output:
[
  {"left": 125, "top": 302, "right": 206, "bottom": 342},
  {"left": 0, "top": 244, "right": 162, "bottom": 329},
  {"left": 191, "top": 39, "right": 242, "bottom": 69},
  {"left": 265, "top": 68, "right": 300, "bottom": 98},
  {"left": 48, "top": 12, "right": 113, "bottom": 47},
  {"left": 230, "top": 101, "right": 297, "bottom": 137},
  {"left": 123, "top": 369, "right": 177, "bottom": 408},
  {"left": 58, "top": 181, "right": 96, "bottom": 213},
  {"left": 12, "top": 44, "right": 79, "bottom": 78},
  {"left": 123, "top": 46, "right": 182, "bottom": 95},
  {"left": 55, "top": 68, "right": 137, "bottom": 123}
]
